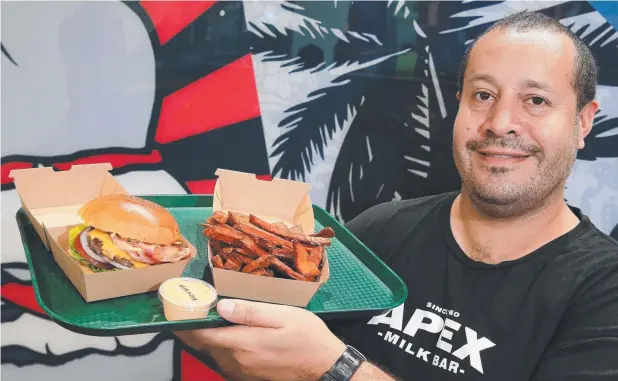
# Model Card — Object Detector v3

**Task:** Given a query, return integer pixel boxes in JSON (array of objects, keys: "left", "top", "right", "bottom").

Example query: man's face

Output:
[{"left": 453, "top": 28, "right": 595, "bottom": 216}]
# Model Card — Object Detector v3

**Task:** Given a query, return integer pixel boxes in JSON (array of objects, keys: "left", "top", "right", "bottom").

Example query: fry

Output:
[
  {"left": 210, "top": 240, "right": 224, "bottom": 254},
  {"left": 242, "top": 255, "right": 274, "bottom": 273},
  {"left": 238, "top": 236, "right": 270, "bottom": 258},
  {"left": 293, "top": 241, "right": 321, "bottom": 277},
  {"left": 211, "top": 211, "right": 228, "bottom": 224},
  {"left": 251, "top": 268, "right": 274, "bottom": 277},
  {"left": 233, "top": 220, "right": 293, "bottom": 249},
  {"left": 227, "top": 211, "right": 250, "bottom": 225},
  {"left": 271, "top": 257, "right": 312, "bottom": 281},
  {"left": 203, "top": 223, "right": 245, "bottom": 245},
  {"left": 271, "top": 247, "right": 294, "bottom": 260},
  {"left": 249, "top": 214, "right": 331, "bottom": 246},
  {"left": 230, "top": 251, "right": 253, "bottom": 265},
  {"left": 203, "top": 211, "right": 335, "bottom": 282},
  {"left": 223, "top": 256, "right": 242, "bottom": 271},
  {"left": 234, "top": 246, "right": 254, "bottom": 257},
  {"left": 306, "top": 245, "right": 324, "bottom": 267},
  {"left": 256, "top": 237, "right": 278, "bottom": 251},
  {"left": 312, "top": 227, "right": 335, "bottom": 238},
  {"left": 212, "top": 255, "right": 225, "bottom": 269}
]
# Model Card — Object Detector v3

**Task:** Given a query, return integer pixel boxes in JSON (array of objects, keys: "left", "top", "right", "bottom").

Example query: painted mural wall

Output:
[{"left": 2, "top": 1, "right": 617, "bottom": 380}]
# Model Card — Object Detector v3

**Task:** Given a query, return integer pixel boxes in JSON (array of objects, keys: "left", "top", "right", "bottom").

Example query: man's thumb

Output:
[{"left": 217, "top": 299, "right": 285, "bottom": 328}]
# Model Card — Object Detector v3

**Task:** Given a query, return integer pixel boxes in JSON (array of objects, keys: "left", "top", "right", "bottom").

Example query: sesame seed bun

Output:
[{"left": 77, "top": 194, "right": 181, "bottom": 245}]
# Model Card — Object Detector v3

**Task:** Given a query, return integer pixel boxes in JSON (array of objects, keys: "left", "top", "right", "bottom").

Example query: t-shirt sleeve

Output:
[
  {"left": 530, "top": 257, "right": 618, "bottom": 380},
  {"left": 343, "top": 201, "right": 401, "bottom": 261}
]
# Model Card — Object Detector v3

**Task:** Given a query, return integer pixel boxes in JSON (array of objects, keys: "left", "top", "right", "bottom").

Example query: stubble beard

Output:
[{"left": 454, "top": 138, "right": 578, "bottom": 219}]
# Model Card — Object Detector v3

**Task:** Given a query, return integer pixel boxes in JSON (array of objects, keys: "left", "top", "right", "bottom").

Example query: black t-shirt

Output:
[{"left": 327, "top": 192, "right": 618, "bottom": 380}]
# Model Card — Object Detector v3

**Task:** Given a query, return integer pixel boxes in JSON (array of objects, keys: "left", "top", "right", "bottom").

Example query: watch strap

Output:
[{"left": 321, "top": 346, "right": 366, "bottom": 381}]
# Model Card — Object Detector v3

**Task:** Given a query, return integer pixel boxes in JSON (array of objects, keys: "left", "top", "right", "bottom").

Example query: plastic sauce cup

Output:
[{"left": 158, "top": 277, "right": 218, "bottom": 321}]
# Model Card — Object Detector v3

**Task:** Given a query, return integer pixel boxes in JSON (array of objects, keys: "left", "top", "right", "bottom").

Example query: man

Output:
[{"left": 175, "top": 11, "right": 618, "bottom": 381}]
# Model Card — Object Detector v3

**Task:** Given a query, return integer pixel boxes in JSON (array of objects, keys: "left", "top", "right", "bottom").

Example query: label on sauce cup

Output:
[{"left": 158, "top": 277, "right": 217, "bottom": 312}]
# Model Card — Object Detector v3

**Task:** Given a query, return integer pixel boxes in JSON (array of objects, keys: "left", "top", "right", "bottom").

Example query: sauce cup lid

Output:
[{"left": 158, "top": 277, "right": 218, "bottom": 312}]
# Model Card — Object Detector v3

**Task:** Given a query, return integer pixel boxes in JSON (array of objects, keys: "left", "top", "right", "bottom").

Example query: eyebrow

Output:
[
  {"left": 467, "top": 73, "right": 497, "bottom": 87},
  {"left": 522, "top": 79, "right": 554, "bottom": 93},
  {"left": 467, "top": 73, "right": 555, "bottom": 93}
]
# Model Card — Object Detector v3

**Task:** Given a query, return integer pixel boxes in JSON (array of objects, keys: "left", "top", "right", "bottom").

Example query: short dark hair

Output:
[{"left": 456, "top": 10, "right": 598, "bottom": 111}]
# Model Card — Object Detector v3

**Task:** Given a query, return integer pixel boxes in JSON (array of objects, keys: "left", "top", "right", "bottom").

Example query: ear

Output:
[
  {"left": 456, "top": 91, "right": 462, "bottom": 101},
  {"left": 576, "top": 100, "right": 600, "bottom": 149}
]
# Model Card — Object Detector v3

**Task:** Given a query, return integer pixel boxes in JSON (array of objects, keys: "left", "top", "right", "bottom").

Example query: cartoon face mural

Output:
[{"left": 2, "top": 1, "right": 617, "bottom": 380}]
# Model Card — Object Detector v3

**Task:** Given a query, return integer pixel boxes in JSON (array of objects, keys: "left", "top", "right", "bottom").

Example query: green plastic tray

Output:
[{"left": 16, "top": 195, "right": 407, "bottom": 336}]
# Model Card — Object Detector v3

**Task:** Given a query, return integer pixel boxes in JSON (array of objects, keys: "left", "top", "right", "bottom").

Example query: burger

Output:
[{"left": 68, "top": 194, "right": 192, "bottom": 272}]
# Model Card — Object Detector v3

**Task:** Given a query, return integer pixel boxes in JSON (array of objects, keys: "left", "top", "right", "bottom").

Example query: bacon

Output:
[{"left": 111, "top": 234, "right": 190, "bottom": 264}]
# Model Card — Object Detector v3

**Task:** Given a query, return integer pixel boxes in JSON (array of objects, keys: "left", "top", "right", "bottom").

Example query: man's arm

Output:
[{"left": 350, "top": 362, "right": 400, "bottom": 381}]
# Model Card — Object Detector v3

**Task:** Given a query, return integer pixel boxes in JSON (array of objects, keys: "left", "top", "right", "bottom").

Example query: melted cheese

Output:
[{"left": 88, "top": 229, "right": 150, "bottom": 268}]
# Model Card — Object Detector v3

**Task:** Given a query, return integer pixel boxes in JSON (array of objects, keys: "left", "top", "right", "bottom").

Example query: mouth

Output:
[{"left": 474, "top": 149, "right": 531, "bottom": 165}]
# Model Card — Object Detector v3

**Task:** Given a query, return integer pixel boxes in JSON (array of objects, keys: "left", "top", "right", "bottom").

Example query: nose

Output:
[{"left": 481, "top": 97, "right": 521, "bottom": 137}]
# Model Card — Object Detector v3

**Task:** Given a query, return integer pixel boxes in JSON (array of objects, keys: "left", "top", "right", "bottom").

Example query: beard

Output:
[{"left": 453, "top": 132, "right": 579, "bottom": 219}]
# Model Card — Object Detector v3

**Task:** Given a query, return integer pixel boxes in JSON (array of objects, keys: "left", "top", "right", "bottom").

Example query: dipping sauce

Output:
[{"left": 158, "top": 277, "right": 218, "bottom": 321}]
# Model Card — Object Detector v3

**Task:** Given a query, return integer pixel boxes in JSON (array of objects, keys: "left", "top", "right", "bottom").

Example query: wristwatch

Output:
[{"left": 320, "top": 345, "right": 366, "bottom": 381}]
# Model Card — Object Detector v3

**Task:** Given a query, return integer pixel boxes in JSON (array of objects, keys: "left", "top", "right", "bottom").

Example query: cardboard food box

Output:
[
  {"left": 208, "top": 169, "right": 329, "bottom": 307},
  {"left": 9, "top": 163, "right": 196, "bottom": 302}
]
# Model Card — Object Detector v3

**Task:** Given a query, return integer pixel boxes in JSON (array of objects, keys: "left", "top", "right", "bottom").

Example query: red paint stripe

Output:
[
  {"left": 52, "top": 150, "right": 162, "bottom": 171},
  {"left": 181, "top": 350, "right": 225, "bottom": 381},
  {"left": 2, "top": 162, "right": 33, "bottom": 184},
  {"left": 186, "top": 174, "right": 272, "bottom": 194},
  {"left": 1, "top": 283, "right": 46, "bottom": 315},
  {"left": 154, "top": 54, "right": 261, "bottom": 144},
  {"left": 140, "top": 1, "right": 217, "bottom": 45}
]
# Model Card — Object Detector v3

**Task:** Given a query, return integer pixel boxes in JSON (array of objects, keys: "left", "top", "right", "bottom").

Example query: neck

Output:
[{"left": 450, "top": 190, "right": 580, "bottom": 264}]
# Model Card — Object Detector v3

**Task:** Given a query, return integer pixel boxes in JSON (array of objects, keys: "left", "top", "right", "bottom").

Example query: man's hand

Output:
[{"left": 174, "top": 299, "right": 347, "bottom": 381}]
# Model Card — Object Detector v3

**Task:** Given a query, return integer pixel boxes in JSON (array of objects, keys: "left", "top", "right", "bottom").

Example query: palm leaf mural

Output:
[
  {"left": 326, "top": 75, "right": 440, "bottom": 220},
  {"left": 323, "top": 0, "right": 473, "bottom": 221},
  {"left": 270, "top": 72, "right": 366, "bottom": 181},
  {"left": 247, "top": 0, "right": 391, "bottom": 71},
  {"left": 269, "top": 48, "right": 410, "bottom": 182}
]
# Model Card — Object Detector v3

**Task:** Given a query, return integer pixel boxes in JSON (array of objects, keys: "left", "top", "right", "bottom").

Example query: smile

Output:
[
  {"left": 475, "top": 149, "right": 531, "bottom": 165},
  {"left": 478, "top": 152, "right": 530, "bottom": 159}
]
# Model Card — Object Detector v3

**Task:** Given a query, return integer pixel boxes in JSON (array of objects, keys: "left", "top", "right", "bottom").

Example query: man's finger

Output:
[{"left": 217, "top": 299, "right": 287, "bottom": 328}]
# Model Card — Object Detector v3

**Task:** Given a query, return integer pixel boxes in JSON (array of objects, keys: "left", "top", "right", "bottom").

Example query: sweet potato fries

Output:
[{"left": 202, "top": 211, "right": 334, "bottom": 282}]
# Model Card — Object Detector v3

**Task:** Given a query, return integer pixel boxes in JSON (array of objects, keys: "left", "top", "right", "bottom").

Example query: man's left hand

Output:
[{"left": 174, "top": 299, "right": 347, "bottom": 381}]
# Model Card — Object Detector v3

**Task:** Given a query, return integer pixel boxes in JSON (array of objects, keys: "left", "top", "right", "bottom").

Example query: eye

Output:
[
  {"left": 474, "top": 91, "right": 493, "bottom": 102},
  {"left": 527, "top": 96, "right": 547, "bottom": 106}
]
